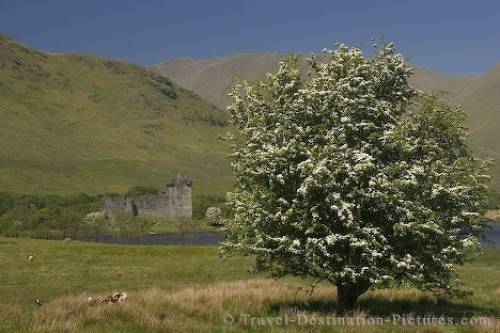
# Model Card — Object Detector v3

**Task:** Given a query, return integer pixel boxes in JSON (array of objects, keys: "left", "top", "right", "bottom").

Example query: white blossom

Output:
[{"left": 221, "top": 43, "right": 490, "bottom": 309}]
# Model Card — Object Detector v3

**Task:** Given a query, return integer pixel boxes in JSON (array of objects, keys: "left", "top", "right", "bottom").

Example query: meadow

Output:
[{"left": 0, "top": 237, "right": 498, "bottom": 332}]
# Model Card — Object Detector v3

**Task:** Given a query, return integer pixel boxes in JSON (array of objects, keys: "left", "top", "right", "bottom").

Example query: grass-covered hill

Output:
[
  {"left": 154, "top": 54, "right": 500, "bottom": 192},
  {"left": 0, "top": 34, "right": 232, "bottom": 197}
]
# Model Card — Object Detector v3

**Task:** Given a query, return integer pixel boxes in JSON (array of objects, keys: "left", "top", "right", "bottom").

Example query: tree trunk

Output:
[{"left": 336, "top": 282, "right": 370, "bottom": 315}]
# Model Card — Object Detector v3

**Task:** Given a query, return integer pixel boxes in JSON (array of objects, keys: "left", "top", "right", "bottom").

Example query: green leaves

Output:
[{"left": 222, "top": 43, "right": 491, "bottom": 300}]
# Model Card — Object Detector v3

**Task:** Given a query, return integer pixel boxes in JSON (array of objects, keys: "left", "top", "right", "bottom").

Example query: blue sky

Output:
[{"left": 0, "top": 0, "right": 498, "bottom": 75}]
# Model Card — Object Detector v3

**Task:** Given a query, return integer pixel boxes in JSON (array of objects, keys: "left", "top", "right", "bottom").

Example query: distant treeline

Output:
[
  {"left": 0, "top": 192, "right": 101, "bottom": 239},
  {"left": 3, "top": 187, "right": 494, "bottom": 240},
  {"left": 0, "top": 188, "right": 226, "bottom": 239}
]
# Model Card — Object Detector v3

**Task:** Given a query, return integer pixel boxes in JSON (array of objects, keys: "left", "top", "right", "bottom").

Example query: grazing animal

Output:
[
  {"left": 34, "top": 299, "right": 43, "bottom": 306},
  {"left": 28, "top": 255, "right": 35, "bottom": 261},
  {"left": 102, "top": 292, "right": 128, "bottom": 304}
]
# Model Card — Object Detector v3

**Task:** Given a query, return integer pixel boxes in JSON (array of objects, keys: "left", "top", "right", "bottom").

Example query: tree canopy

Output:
[{"left": 221, "top": 43, "right": 490, "bottom": 313}]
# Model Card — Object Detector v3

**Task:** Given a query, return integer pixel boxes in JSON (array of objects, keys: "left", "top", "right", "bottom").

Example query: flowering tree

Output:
[
  {"left": 221, "top": 43, "right": 490, "bottom": 314},
  {"left": 206, "top": 206, "right": 223, "bottom": 226},
  {"left": 83, "top": 211, "right": 106, "bottom": 240}
]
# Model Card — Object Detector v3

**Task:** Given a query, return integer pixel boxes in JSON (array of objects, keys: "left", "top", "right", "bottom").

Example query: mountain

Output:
[
  {"left": 0, "top": 35, "right": 232, "bottom": 197},
  {"left": 153, "top": 54, "right": 500, "bottom": 191},
  {"left": 2, "top": 34, "right": 498, "bottom": 198},
  {"left": 156, "top": 54, "right": 285, "bottom": 109}
]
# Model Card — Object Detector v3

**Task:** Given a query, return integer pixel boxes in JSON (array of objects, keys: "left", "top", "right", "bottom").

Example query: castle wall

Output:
[
  {"left": 174, "top": 185, "right": 192, "bottom": 218},
  {"left": 101, "top": 197, "right": 129, "bottom": 220},
  {"left": 135, "top": 193, "right": 177, "bottom": 219},
  {"left": 101, "top": 181, "right": 192, "bottom": 220}
]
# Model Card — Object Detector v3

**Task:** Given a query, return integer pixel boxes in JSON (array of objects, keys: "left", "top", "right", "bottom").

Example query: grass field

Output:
[{"left": 0, "top": 237, "right": 499, "bottom": 332}]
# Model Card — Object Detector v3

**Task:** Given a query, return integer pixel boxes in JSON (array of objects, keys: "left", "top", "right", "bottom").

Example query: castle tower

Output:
[
  {"left": 161, "top": 173, "right": 192, "bottom": 218},
  {"left": 125, "top": 199, "right": 138, "bottom": 216}
]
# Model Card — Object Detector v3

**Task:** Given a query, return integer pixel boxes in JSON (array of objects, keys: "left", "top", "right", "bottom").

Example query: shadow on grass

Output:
[
  {"left": 269, "top": 297, "right": 499, "bottom": 319},
  {"left": 360, "top": 297, "right": 499, "bottom": 318}
]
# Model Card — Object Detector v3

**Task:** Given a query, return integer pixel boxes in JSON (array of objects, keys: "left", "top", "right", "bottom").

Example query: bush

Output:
[
  {"left": 192, "top": 195, "right": 226, "bottom": 219},
  {"left": 205, "top": 207, "right": 223, "bottom": 226}
]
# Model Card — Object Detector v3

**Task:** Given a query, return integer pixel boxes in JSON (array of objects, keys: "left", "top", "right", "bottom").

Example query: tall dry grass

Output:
[
  {"left": 485, "top": 209, "right": 500, "bottom": 221},
  {"left": 0, "top": 280, "right": 496, "bottom": 333}
]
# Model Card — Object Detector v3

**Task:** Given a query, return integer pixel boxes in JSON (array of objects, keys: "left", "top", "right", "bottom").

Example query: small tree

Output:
[
  {"left": 83, "top": 211, "right": 106, "bottom": 241},
  {"left": 112, "top": 212, "right": 140, "bottom": 244},
  {"left": 176, "top": 219, "right": 201, "bottom": 245},
  {"left": 0, "top": 206, "right": 30, "bottom": 237},
  {"left": 61, "top": 210, "right": 83, "bottom": 239},
  {"left": 136, "top": 216, "right": 155, "bottom": 235},
  {"left": 205, "top": 206, "right": 223, "bottom": 226},
  {"left": 221, "top": 43, "right": 490, "bottom": 314}
]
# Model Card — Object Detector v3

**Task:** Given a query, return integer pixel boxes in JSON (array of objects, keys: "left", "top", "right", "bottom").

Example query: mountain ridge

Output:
[
  {"left": 153, "top": 53, "right": 500, "bottom": 191},
  {"left": 153, "top": 53, "right": 499, "bottom": 108}
]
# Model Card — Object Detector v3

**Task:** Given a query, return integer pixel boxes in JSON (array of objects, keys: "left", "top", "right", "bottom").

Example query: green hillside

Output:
[
  {"left": 0, "top": 35, "right": 232, "bottom": 197},
  {"left": 2, "top": 34, "right": 498, "bottom": 199}
]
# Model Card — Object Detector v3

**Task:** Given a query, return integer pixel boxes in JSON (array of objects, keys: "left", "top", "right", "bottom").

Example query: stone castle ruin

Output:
[{"left": 102, "top": 174, "right": 192, "bottom": 219}]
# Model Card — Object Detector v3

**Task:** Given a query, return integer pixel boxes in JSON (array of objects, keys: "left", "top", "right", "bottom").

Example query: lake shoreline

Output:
[{"left": 24, "top": 224, "right": 500, "bottom": 248}]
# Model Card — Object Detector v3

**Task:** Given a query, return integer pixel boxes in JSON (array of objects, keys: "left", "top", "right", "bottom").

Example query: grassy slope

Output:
[
  {"left": 410, "top": 65, "right": 500, "bottom": 191},
  {"left": 0, "top": 35, "right": 232, "bottom": 197},
  {"left": 0, "top": 237, "right": 498, "bottom": 332},
  {"left": 157, "top": 54, "right": 286, "bottom": 109},
  {"left": 155, "top": 54, "right": 500, "bottom": 191}
]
